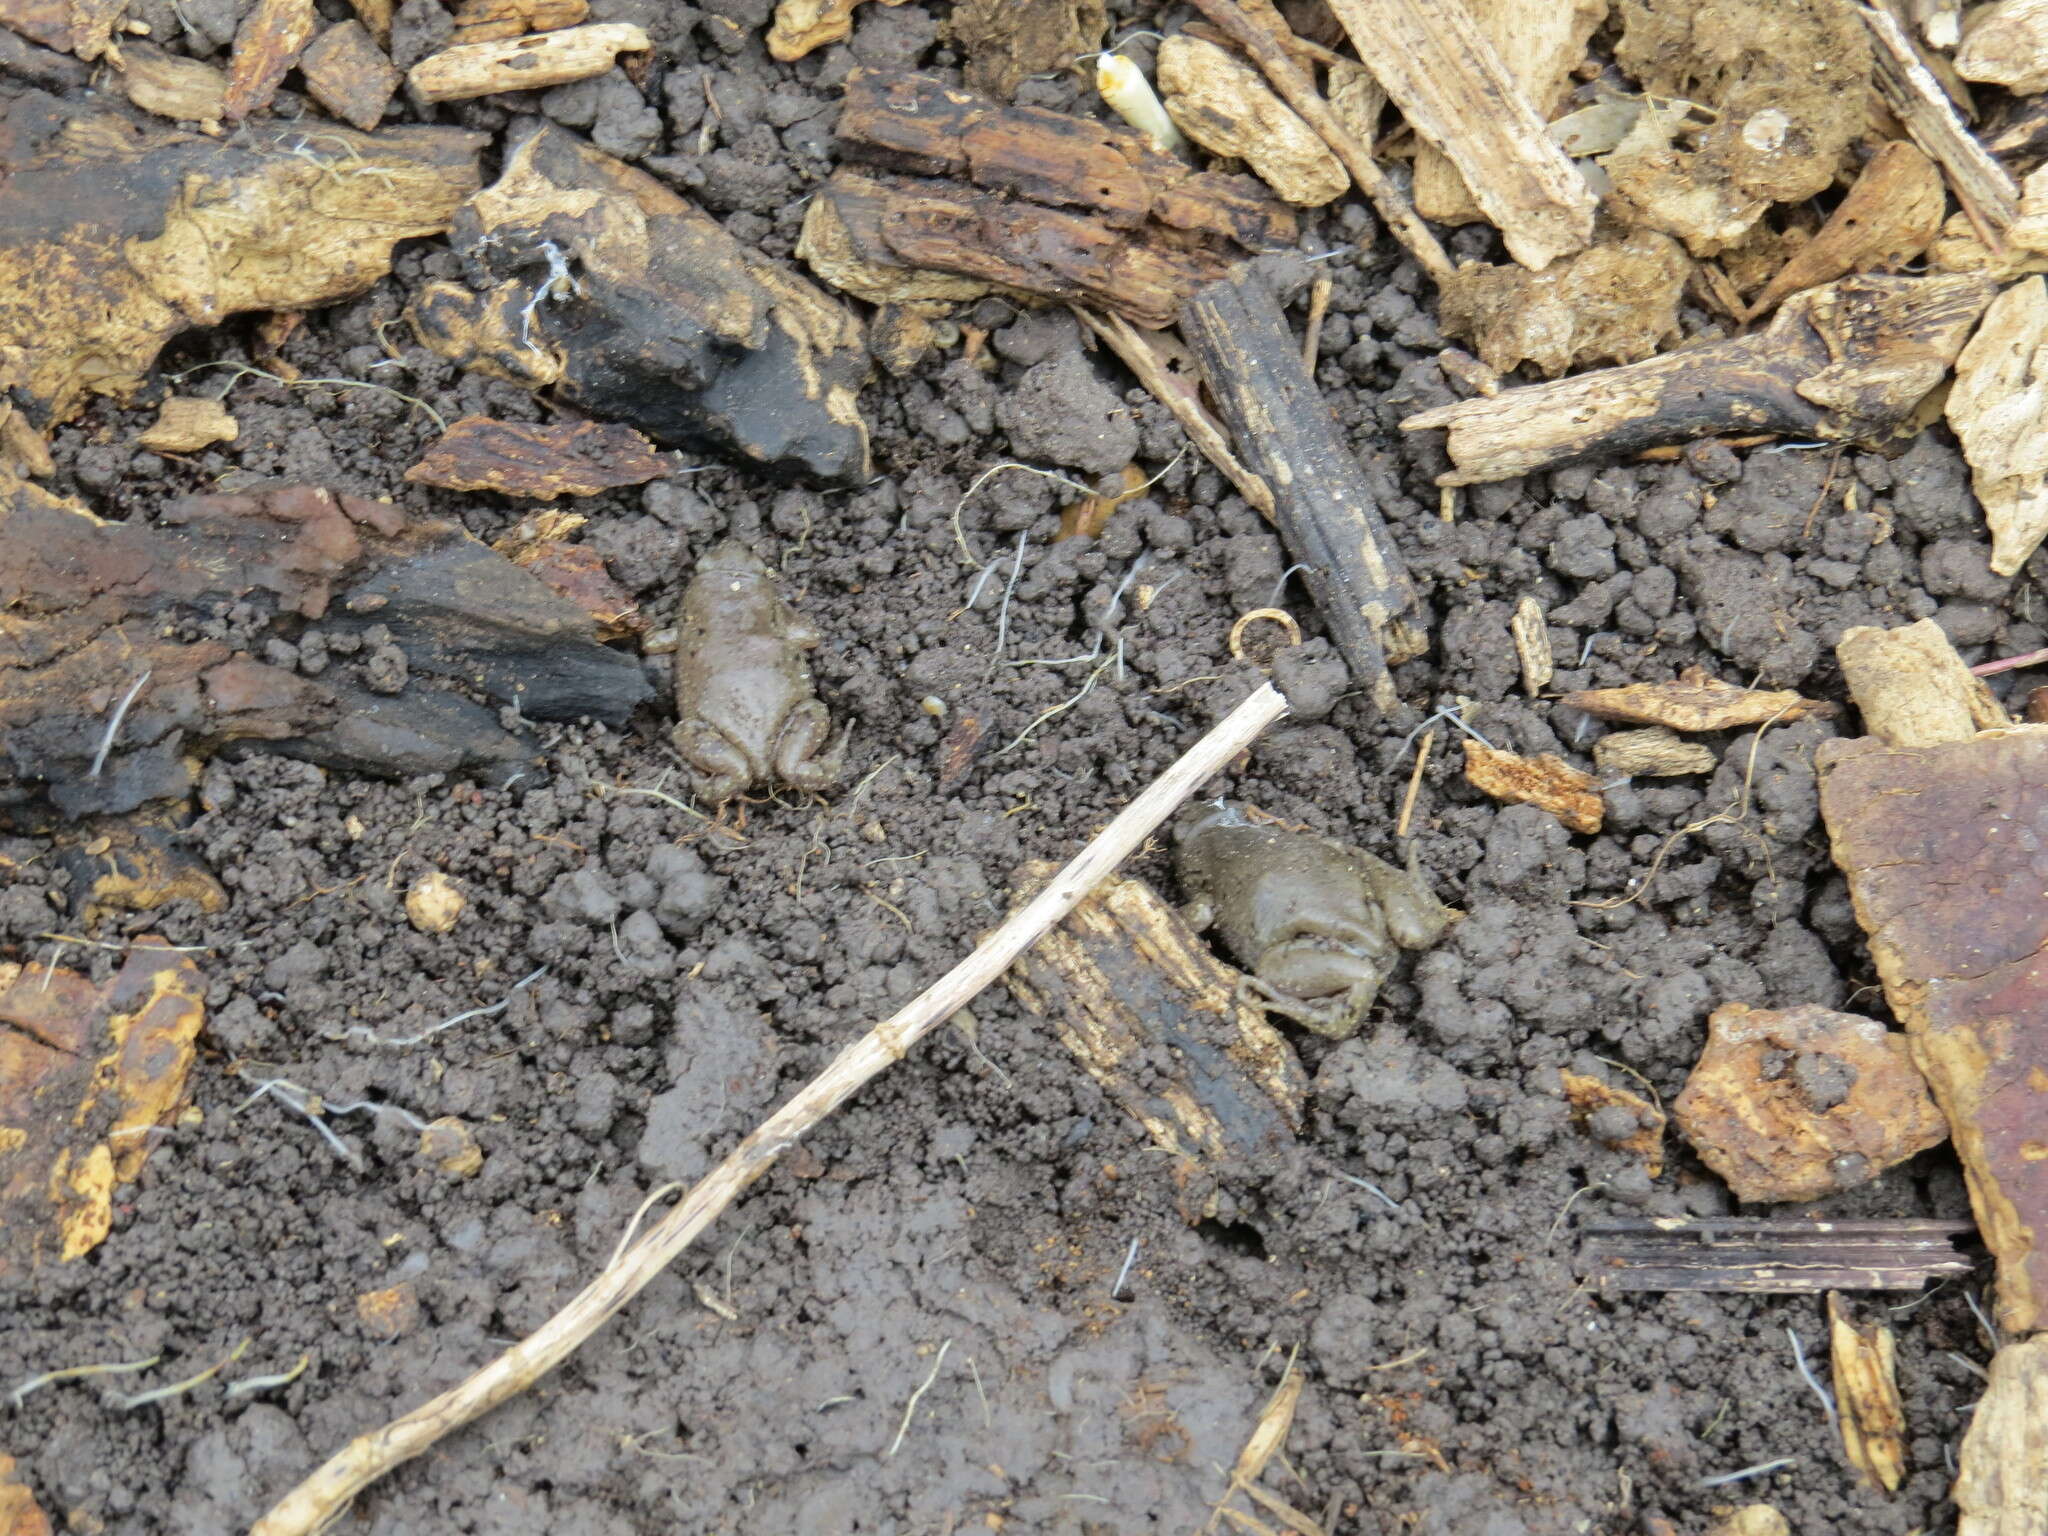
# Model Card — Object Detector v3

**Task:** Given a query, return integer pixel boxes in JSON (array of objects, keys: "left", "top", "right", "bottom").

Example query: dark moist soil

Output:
[{"left": 0, "top": 4, "right": 2022, "bottom": 1532}]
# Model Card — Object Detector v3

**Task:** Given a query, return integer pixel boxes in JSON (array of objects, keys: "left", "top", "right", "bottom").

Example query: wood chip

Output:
[
  {"left": 1956, "top": 0, "right": 2048, "bottom": 92},
  {"left": 949, "top": 0, "right": 1104, "bottom": 99},
  {"left": 137, "top": 396, "right": 239, "bottom": 452},
  {"left": 224, "top": 0, "right": 317, "bottom": 121},
  {"left": 511, "top": 541, "right": 640, "bottom": 640},
  {"left": 1828, "top": 1293, "right": 1907, "bottom": 1493},
  {"left": 1509, "top": 594, "right": 1552, "bottom": 694},
  {"left": 1578, "top": 1217, "right": 1976, "bottom": 1293},
  {"left": 766, "top": 0, "right": 901, "bottom": 61},
  {"left": 1158, "top": 34, "right": 1345, "bottom": 206},
  {"left": 1947, "top": 275, "right": 2048, "bottom": 577},
  {"left": 407, "top": 22, "right": 650, "bottom": 104},
  {"left": 1460, "top": 740, "right": 1601, "bottom": 833},
  {"left": 934, "top": 708, "right": 988, "bottom": 790},
  {"left": 115, "top": 40, "right": 227, "bottom": 123},
  {"left": 348, "top": 0, "right": 392, "bottom": 46},
  {"left": 1562, "top": 669, "right": 1834, "bottom": 732},
  {"left": 1866, "top": 3, "right": 2020, "bottom": 236},
  {"left": 300, "top": 19, "right": 401, "bottom": 132},
  {"left": 1592, "top": 726, "right": 1716, "bottom": 778},
  {"left": 1323, "top": 0, "right": 1593, "bottom": 269},
  {"left": 450, "top": 0, "right": 588, "bottom": 45},
  {"left": 1836, "top": 617, "right": 2009, "bottom": 746},
  {"left": 1561, "top": 1070, "right": 1664, "bottom": 1175},
  {"left": 1672, "top": 1002, "right": 1948, "bottom": 1203},
  {"left": 1437, "top": 229, "right": 1690, "bottom": 377},
  {"left": 404, "top": 416, "right": 669, "bottom": 499},
  {"left": 1744, "top": 141, "right": 1948, "bottom": 320},
  {"left": 1954, "top": 1331, "right": 2048, "bottom": 1535}
]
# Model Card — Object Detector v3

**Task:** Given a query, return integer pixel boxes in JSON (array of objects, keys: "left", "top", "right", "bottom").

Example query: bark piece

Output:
[
  {"left": 1818, "top": 720, "right": 2048, "bottom": 1332},
  {"left": 1510, "top": 594, "right": 1552, "bottom": 695},
  {"left": 1578, "top": 1217, "right": 1976, "bottom": 1292},
  {"left": 115, "top": 40, "right": 227, "bottom": 123},
  {"left": 1955, "top": 1332, "right": 2048, "bottom": 1535},
  {"left": 451, "top": 0, "right": 587, "bottom": 45},
  {"left": 1746, "top": 142, "right": 1947, "bottom": 320},
  {"left": 1836, "top": 617, "right": 2009, "bottom": 746},
  {"left": 410, "top": 123, "right": 871, "bottom": 486},
  {"left": 1673, "top": 1002, "right": 1949, "bottom": 1203},
  {"left": 407, "top": 22, "right": 649, "bottom": 104},
  {"left": 1867, "top": 4, "right": 2020, "bottom": 236},
  {"left": 510, "top": 542, "right": 640, "bottom": 640},
  {"left": 1948, "top": 276, "right": 2048, "bottom": 577},
  {"left": 1322, "top": 0, "right": 1593, "bottom": 270},
  {"left": 300, "top": 19, "right": 401, "bottom": 132},
  {"left": 224, "top": 0, "right": 317, "bottom": 120},
  {"left": 1594, "top": 727, "right": 1716, "bottom": 778},
  {"left": 137, "top": 396, "right": 239, "bottom": 453},
  {"left": 1957, "top": 0, "right": 2048, "bottom": 92},
  {"left": 949, "top": 0, "right": 1103, "bottom": 98},
  {"left": 767, "top": 0, "right": 901, "bottom": 61},
  {"left": 1561, "top": 1069, "right": 1664, "bottom": 1174},
  {"left": 0, "top": 476, "right": 650, "bottom": 817},
  {"left": 1563, "top": 669, "right": 1835, "bottom": 732},
  {"left": 52, "top": 815, "right": 229, "bottom": 920},
  {"left": 1437, "top": 230, "right": 1690, "bottom": 377},
  {"left": 0, "top": 97, "right": 482, "bottom": 433},
  {"left": 405, "top": 416, "right": 668, "bottom": 499},
  {"left": 1829, "top": 1293, "right": 1906, "bottom": 1493},
  {"left": 1410, "top": 0, "right": 1606, "bottom": 228},
  {"left": 1181, "top": 269, "right": 1420, "bottom": 701},
  {"left": 1158, "top": 34, "right": 1345, "bottom": 207},
  {"left": 1004, "top": 863, "right": 1308, "bottom": 1193},
  {"left": 1402, "top": 274, "right": 1996, "bottom": 487},
  {"left": 1606, "top": 0, "right": 1871, "bottom": 255},
  {"left": 1461, "top": 741, "right": 1601, "bottom": 834},
  {"left": 0, "top": 942, "right": 202, "bottom": 1277}
]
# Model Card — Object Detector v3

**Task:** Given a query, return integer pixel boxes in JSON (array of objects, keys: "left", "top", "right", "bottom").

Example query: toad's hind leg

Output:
[
  {"left": 774, "top": 700, "right": 847, "bottom": 793},
  {"left": 672, "top": 720, "right": 751, "bottom": 806}
]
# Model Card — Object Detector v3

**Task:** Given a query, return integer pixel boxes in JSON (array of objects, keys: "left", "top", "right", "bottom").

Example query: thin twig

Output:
[
  {"left": 250, "top": 682, "right": 1292, "bottom": 1536},
  {"left": 1396, "top": 729, "right": 1433, "bottom": 839}
]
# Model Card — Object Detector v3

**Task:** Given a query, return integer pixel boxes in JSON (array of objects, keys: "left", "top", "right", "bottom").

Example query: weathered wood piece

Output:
[
  {"left": 1955, "top": 1332, "right": 2048, "bottom": 1535},
  {"left": 0, "top": 942, "right": 202, "bottom": 1278},
  {"left": 1578, "top": 1217, "right": 1977, "bottom": 1293},
  {"left": 1157, "top": 34, "right": 1344, "bottom": 206},
  {"left": 1402, "top": 274, "right": 1996, "bottom": 487},
  {"left": 1673, "top": 1003, "right": 1948, "bottom": 1203},
  {"left": 1564, "top": 670, "right": 1835, "bottom": 732},
  {"left": 405, "top": 416, "right": 669, "bottom": 499},
  {"left": 1005, "top": 864, "right": 1307, "bottom": 1191},
  {"left": 1818, "top": 623, "right": 2048, "bottom": 1332},
  {"left": 300, "top": 19, "right": 402, "bottom": 131},
  {"left": 1593, "top": 727, "right": 1716, "bottom": 778},
  {"left": 767, "top": 0, "right": 899, "bottom": 60},
  {"left": 949, "top": 0, "right": 1103, "bottom": 97},
  {"left": 1322, "top": 0, "right": 1594, "bottom": 270},
  {"left": 1866, "top": 4, "right": 2020, "bottom": 236},
  {"left": 410, "top": 123, "right": 871, "bottom": 486},
  {"left": 0, "top": 96, "right": 482, "bottom": 433},
  {"left": 114, "top": 40, "right": 227, "bottom": 123},
  {"left": 407, "top": 22, "right": 648, "bottom": 102},
  {"left": 51, "top": 815, "right": 228, "bottom": 920},
  {"left": 1836, "top": 617, "right": 2009, "bottom": 745},
  {"left": 0, "top": 477, "right": 650, "bottom": 818},
  {"left": 1437, "top": 230, "right": 1690, "bottom": 377},
  {"left": 137, "top": 396, "right": 238, "bottom": 453},
  {"left": 1956, "top": 0, "right": 2048, "bottom": 93},
  {"left": 1180, "top": 269, "right": 1418, "bottom": 703},
  {"left": 1948, "top": 276, "right": 2048, "bottom": 577},
  {"left": 1460, "top": 741, "right": 1602, "bottom": 833},
  {"left": 451, "top": 0, "right": 587, "bottom": 44},
  {"left": 1829, "top": 1293, "right": 1907, "bottom": 1493},
  {"left": 1745, "top": 142, "right": 1947, "bottom": 320},
  {"left": 224, "top": 0, "right": 317, "bottom": 120},
  {"left": 802, "top": 70, "right": 1295, "bottom": 329}
]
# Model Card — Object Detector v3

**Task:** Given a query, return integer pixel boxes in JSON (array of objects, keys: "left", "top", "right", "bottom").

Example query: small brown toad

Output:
[
  {"left": 671, "top": 541, "right": 845, "bottom": 804},
  {"left": 1174, "top": 804, "right": 1458, "bottom": 1038}
]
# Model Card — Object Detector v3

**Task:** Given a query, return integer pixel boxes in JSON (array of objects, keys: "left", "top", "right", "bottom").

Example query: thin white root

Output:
[{"left": 250, "top": 681, "right": 1290, "bottom": 1536}]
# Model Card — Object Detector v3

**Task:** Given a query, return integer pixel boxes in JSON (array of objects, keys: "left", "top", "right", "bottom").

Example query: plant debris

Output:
[
  {"left": 1592, "top": 726, "right": 1717, "bottom": 778},
  {"left": 406, "top": 22, "right": 650, "bottom": 103},
  {"left": 405, "top": 416, "right": 671, "bottom": 500},
  {"left": 1828, "top": 1292, "right": 1907, "bottom": 1493},
  {"left": 1946, "top": 274, "right": 2048, "bottom": 576},
  {"left": 1579, "top": 1218, "right": 1977, "bottom": 1293},
  {"left": 1561, "top": 1069, "right": 1665, "bottom": 1175},
  {"left": 1562, "top": 668, "right": 1835, "bottom": 732},
  {"left": 1436, "top": 229, "right": 1691, "bottom": 377},
  {"left": 1953, "top": 1331, "right": 2048, "bottom": 1535},
  {"left": 1461, "top": 740, "right": 1602, "bottom": 833},
  {"left": 136, "top": 396, "right": 238, "bottom": 453},
  {"left": 948, "top": 0, "right": 1104, "bottom": 98},
  {"left": 1157, "top": 34, "right": 1346, "bottom": 206}
]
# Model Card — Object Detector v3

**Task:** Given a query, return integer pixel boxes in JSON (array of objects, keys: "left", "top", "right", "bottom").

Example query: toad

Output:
[
  {"left": 1174, "top": 803, "right": 1458, "bottom": 1038},
  {"left": 671, "top": 541, "right": 845, "bottom": 804}
]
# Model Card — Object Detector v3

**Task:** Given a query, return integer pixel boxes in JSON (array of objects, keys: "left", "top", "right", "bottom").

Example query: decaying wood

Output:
[
  {"left": 300, "top": 19, "right": 402, "bottom": 132},
  {"left": 1954, "top": 1332, "right": 2048, "bottom": 1535},
  {"left": 1181, "top": 268, "right": 1419, "bottom": 701},
  {"left": 1182, "top": 0, "right": 1451, "bottom": 281},
  {"left": 510, "top": 542, "right": 640, "bottom": 641},
  {"left": 407, "top": 22, "right": 649, "bottom": 103},
  {"left": 1005, "top": 864, "right": 1307, "bottom": 1199},
  {"left": 450, "top": 0, "right": 587, "bottom": 44},
  {"left": 0, "top": 942, "right": 202, "bottom": 1278},
  {"left": 1819, "top": 620, "right": 2048, "bottom": 1331},
  {"left": 1510, "top": 594, "right": 1552, "bottom": 695},
  {"left": 410, "top": 123, "right": 871, "bottom": 486},
  {"left": 1410, "top": 0, "right": 1606, "bottom": 228},
  {"left": 1578, "top": 1217, "right": 1976, "bottom": 1293},
  {"left": 1593, "top": 727, "right": 1716, "bottom": 778},
  {"left": 1561, "top": 1069, "right": 1663, "bottom": 1175},
  {"left": 1828, "top": 1293, "right": 1907, "bottom": 1493},
  {"left": 1157, "top": 34, "right": 1345, "bottom": 206},
  {"left": 1460, "top": 741, "right": 1602, "bottom": 833},
  {"left": 0, "top": 476, "right": 650, "bottom": 818},
  {"left": 1436, "top": 229, "right": 1690, "bottom": 377},
  {"left": 223, "top": 0, "right": 316, "bottom": 120},
  {"left": 0, "top": 96, "right": 482, "bottom": 433},
  {"left": 1563, "top": 669, "right": 1835, "bottom": 732},
  {"left": 1956, "top": 0, "right": 2048, "bottom": 92},
  {"left": 1947, "top": 276, "right": 2048, "bottom": 576},
  {"left": 137, "top": 396, "right": 238, "bottom": 453},
  {"left": 950, "top": 0, "right": 1104, "bottom": 98},
  {"left": 1403, "top": 274, "right": 1996, "bottom": 487},
  {"left": 802, "top": 71, "right": 1296, "bottom": 329},
  {"left": 1867, "top": 3, "right": 2021, "bottom": 236},
  {"left": 766, "top": 0, "right": 902, "bottom": 60},
  {"left": 1673, "top": 1002, "right": 1948, "bottom": 1203},
  {"left": 114, "top": 40, "right": 227, "bottom": 124},
  {"left": 1745, "top": 142, "right": 1948, "bottom": 320},
  {"left": 247, "top": 682, "right": 1291, "bottom": 1536},
  {"left": 1322, "top": 0, "right": 1594, "bottom": 270},
  {"left": 52, "top": 815, "right": 228, "bottom": 920},
  {"left": 405, "top": 416, "right": 670, "bottom": 499}
]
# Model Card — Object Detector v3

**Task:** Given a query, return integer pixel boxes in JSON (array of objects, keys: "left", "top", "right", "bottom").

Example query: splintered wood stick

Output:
[{"left": 250, "top": 681, "right": 1291, "bottom": 1536}]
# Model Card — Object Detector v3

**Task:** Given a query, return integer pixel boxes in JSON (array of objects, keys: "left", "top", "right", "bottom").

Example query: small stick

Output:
[
  {"left": 1396, "top": 728, "right": 1433, "bottom": 838},
  {"left": 1301, "top": 275, "right": 1333, "bottom": 377},
  {"left": 1184, "top": 0, "right": 1453, "bottom": 282},
  {"left": 1972, "top": 643, "right": 2048, "bottom": 677},
  {"left": 251, "top": 681, "right": 1291, "bottom": 1536}
]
